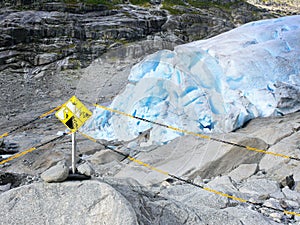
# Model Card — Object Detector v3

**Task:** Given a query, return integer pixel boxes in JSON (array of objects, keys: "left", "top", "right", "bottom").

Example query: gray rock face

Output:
[
  {"left": 0, "top": 6, "right": 167, "bottom": 119},
  {"left": 0, "top": 6, "right": 167, "bottom": 74},
  {"left": 40, "top": 161, "right": 69, "bottom": 182},
  {"left": 115, "top": 134, "right": 268, "bottom": 186},
  {"left": 0, "top": 180, "right": 138, "bottom": 225}
]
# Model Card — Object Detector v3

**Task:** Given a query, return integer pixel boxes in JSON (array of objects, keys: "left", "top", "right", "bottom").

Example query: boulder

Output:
[
  {"left": 40, "top": 161, "right": 69, "bottom": 183},
  {"left": 239, "top": 178, "right": 280, "bottom": 199},
  {"left": 77, "top": 162, "right": 95, "bottom": 176},
  {"left": 224, "top": 206, "right": 277, "bottom": 225},
  {"left": 0, "top": 180, "right": 138, "bottom": 225},
  {"left": 227, "top": 164, "right": 258, "bottom": 182},
  {"left": 206, "top": 176, "right": 239, "bottom": 194}
]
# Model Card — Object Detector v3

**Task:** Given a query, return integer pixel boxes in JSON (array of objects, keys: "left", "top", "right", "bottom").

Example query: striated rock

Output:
[
  {"left": 40, "top": 160, "right": 69, "bottom": 182},
  {"left": 34, "top": 53, "right": 59, "bottom": 66},
  {"left": 0, "top": 180, "right": 138, "bottom": 225},
  {"left": 0, "top": 6, "right": 168, "bottom": 74},
  {"left": 114, "top": 134, "right": 268, "bottom": 186}
]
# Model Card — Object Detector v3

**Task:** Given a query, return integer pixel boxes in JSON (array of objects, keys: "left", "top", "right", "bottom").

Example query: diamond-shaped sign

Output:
[{"left": 55, "top": 96, "right": 92, "bottom": 132}]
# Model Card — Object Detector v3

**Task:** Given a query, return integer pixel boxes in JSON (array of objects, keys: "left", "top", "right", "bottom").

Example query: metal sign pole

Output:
[
  {"left": 55, "top": 96, "right": 92, "bottom": 175},
  {"left": 71, "top": 132, "right": 76, "bottom": 174}
]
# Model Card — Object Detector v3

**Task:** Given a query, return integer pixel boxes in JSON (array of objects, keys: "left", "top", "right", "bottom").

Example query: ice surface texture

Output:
[{"left": 82, "top": 15, "right": 300, "bottom": 144}]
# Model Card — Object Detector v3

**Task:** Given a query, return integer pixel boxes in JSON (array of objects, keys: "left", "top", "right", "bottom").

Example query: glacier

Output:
[{"left": 82, "top": 15, "right": 300, "bottom": 145}]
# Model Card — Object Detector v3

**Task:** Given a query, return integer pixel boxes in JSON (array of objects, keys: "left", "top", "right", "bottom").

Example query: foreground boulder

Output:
[{"left": 0, "top": 180, "right": 138, "bottom": 225}]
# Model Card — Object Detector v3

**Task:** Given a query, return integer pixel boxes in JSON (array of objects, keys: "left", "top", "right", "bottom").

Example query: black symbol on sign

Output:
[
  {"left": 73, "top": 119, "right": 79, "bottom": 129},
  {"left": 81, "top": 112, "right": 91, "bottom": 119},
  {"left": 65, "top": 116, "right": 75, "bottom": 130}
]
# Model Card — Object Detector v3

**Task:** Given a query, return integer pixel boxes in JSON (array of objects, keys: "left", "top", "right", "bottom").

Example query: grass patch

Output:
[
  {"left": 129, "top": 0, "right": 150, "bottom": 6},
  {"left": 163, "top": 0, "right": 186, "bottom": 6},
  {"left": 63, "top": 0, "right": 123, "bottom": 5},
  {"left": 161, "top": 0, "right": 187, "bottom": 15},
  {"left": 187, "top": 0, "right": 246, "bottom": 11},
  {"left": 161, "top": 5, "right": 185, "bottom": 15}
]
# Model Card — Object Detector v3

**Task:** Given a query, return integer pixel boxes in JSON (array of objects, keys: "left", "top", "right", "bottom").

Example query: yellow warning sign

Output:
[{"left": 55, "top": 96, "right": 92, "bottom": 132}]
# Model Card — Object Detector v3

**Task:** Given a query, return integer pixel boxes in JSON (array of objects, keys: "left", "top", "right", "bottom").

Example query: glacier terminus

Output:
[{"left": 82, "top": 15, "right": 300, "bottom": 145}]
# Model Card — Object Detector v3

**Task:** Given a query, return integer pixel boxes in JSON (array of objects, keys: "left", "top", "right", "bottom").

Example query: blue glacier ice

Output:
[{"left": 82, "top": 15, "right": 300, "bottom": 144}]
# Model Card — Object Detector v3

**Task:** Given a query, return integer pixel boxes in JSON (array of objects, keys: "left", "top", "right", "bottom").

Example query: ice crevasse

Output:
[{"left": 82, "top": 15, "right": 300, "bottom": 144}]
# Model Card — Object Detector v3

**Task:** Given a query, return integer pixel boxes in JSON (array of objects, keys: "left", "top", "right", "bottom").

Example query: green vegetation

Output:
[
  {"left": 86, "top": 0, "right": 123, "bottom": 4},
  {"left": 161, "top": 0, "right": 186, "bottom": 15},
  {"left": 187, "top": 0, "right": 245, "bottom": 10},
  {"left": 161, "top": 0, "right": 250, "bottom": 15},
  {"left": 161, "top": 6, "right": 184, "bottom": 15},
  {"left": 63, "top": 0, "right": 123, "bottom": 5},
  {"left": 163, "top": 0, "right": 186, "bottom": 6},
  {"left": 129, "top": 0, "right": 151, "bottom": 6}
]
